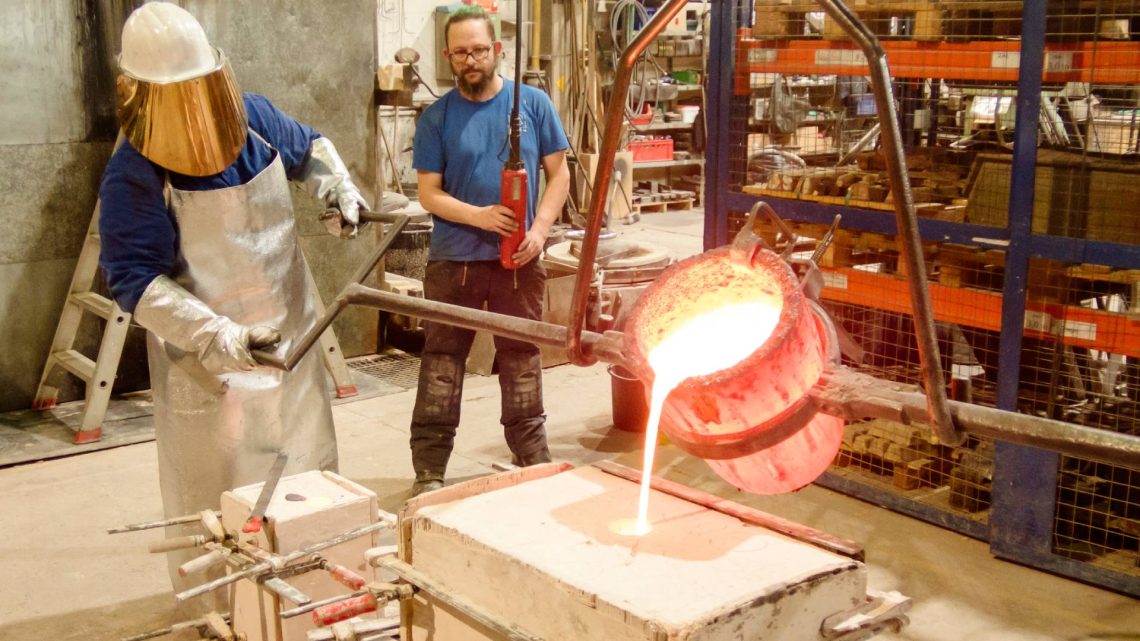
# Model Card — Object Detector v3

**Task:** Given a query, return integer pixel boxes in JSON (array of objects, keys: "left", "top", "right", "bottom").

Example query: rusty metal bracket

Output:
[{"left": 565, "top": 0, "right": 693, "bottom": 366}]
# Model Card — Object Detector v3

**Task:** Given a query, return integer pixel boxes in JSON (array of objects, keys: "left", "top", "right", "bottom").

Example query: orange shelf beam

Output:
[
  {"left": 819, "top": 267, "right": 1140, "bottom": 358},
  {"left": 734, "top": 37, "right": 1140, "bottom": 94}
]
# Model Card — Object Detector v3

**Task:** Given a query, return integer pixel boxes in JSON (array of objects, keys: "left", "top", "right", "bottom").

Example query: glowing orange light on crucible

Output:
[{"left": 622, "top": 246, "right": 845, "bottom": 496}]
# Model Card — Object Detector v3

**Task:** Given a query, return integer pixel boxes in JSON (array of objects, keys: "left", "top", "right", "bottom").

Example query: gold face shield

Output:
[{"left": 116, "top": 50, "right": 248, "bottom": 177}]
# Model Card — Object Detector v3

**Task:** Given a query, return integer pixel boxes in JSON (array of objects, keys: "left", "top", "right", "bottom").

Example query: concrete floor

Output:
[{"left": 1, "top": 211, "right": 1138, "bottom": 641}]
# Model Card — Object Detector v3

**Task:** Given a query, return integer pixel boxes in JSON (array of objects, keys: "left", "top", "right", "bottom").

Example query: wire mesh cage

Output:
[
  {"left": 721, "top": 0, "right": 1140, "bottom": 555},
  {"left": 1017, "top": 256, "right": 1140, "bottom": 571}
]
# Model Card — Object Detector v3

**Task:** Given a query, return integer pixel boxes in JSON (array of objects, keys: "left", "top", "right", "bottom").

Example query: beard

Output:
[{"left": 454, "top": 59, "right": 497, "bottom": 96}]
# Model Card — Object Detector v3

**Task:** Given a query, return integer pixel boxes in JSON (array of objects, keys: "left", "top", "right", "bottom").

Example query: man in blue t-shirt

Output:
[{"left": 409, "top": 5, "right": 570, "bottom": 496}]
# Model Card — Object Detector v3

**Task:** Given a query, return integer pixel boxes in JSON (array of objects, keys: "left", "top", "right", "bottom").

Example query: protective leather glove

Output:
[
  {"left": 134, "top": 275, "right": 281, "bottom": 376},
  {"left": 299, "top": 137, "right": 371, "bottom": 239}
]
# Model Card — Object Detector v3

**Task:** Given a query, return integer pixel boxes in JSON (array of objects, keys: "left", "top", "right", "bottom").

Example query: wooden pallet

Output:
[
  {"left": 833, "top": 419, "right": 946, "bottom": 490},
  {"left": 632, "top": 197, "right": 696, "bottom": 213},
  {"left": 753, "top": 0, "right": 943, "bottom": 41},
  {"left": 753, "top": 0, "right": 1140, "bottom": 41}
]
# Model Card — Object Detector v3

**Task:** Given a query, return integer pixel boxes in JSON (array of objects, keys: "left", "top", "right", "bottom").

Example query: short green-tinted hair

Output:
[{"left": 444, "top": 5, "right": 496, "bottom": 49}]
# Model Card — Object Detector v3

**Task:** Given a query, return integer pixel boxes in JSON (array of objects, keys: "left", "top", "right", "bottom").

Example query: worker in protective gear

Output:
[{"left": 97, "top": 2, "right": 367, "bottom": 608}]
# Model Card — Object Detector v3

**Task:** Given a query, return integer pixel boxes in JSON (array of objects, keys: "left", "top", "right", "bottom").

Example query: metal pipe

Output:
[
  {"left": 530, "top": 0, "right": 542, "bottom": 73},
  {"left": 835, "top": 122, "right": 880, "bottom": 168},
  {"left": 108, "top": 511, "right": 221, "bottom": 534},
  {"left": 255, "top": 211, "right": 416, "bottom": 370},
  {"left": 813, "top": 0, "right": 963, "bottom": 446},
  {"left": 566, "top": 0, "right": 691, "bottom": 366},
  {"left": 380, "top": 558, "right": 544, "bottom": 641},
  {"left": 120, "top": 613, "right": 231, "bottom": 641},
  {"left": 300, "top": 279, "right": 1140, "bottom": 468},
  {"left": 280, "top": 590, "right": 367, "bottom": 619},
  {"left": 341, "top": 284, "right": 626, "bottom": 365},
  {"left": 305, "top": 620, "right": 400, "bottom": 641},
  {"left": 176, "top": 516, "right": 395, "bottom": 602},
  {"left": 814, "top": 368, "right": 1140, "bottom": 468}
]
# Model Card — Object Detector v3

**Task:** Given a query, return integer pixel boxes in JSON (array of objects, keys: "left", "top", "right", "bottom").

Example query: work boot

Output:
[
  {"left": 511, "top": 446, "right": 552, "bottom": 468},
  {"left": 410, "top": 472, "right": 444, "bottom": 497}
]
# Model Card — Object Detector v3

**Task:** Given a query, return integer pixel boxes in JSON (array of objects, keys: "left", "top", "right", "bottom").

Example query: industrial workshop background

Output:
[{"left": 704, "top": 0, "right": 1140, "bottom": 594}]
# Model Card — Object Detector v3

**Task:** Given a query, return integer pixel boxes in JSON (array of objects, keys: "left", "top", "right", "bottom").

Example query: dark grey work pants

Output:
[{"left": 409, "top": 259, "right": 548, "bottom": 478}]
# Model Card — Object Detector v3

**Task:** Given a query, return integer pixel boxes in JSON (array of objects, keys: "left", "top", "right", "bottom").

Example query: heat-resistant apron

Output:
[{"left": 149, "top": 132, "right": 337, "bottom": 604}]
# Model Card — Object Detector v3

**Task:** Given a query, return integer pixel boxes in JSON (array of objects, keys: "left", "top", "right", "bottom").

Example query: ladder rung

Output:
[
  {"left": 70, "top": 292, "right": 114, "bottom": 319},
  {"left": 53, "top": 349, "right": 96, "bottom": 382}
]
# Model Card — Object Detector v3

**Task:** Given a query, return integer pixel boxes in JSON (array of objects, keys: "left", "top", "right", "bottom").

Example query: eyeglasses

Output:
[{"left": 448, "top": 45, "right": 493, "bottom": 63}]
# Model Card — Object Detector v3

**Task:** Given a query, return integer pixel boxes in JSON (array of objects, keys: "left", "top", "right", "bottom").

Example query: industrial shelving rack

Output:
[{"left": 704, "top": 0, "right": 1140, "bottom": 594}]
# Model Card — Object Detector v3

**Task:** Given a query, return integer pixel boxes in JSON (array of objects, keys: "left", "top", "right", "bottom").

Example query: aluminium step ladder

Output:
[{"left": 35, "top": 202, "right": 358, "bottom": 445}]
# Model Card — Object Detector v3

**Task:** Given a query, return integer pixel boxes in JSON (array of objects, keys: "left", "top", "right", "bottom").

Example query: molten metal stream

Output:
[{"left": 621, "top": 302, "right": 781, "bottom": 536}]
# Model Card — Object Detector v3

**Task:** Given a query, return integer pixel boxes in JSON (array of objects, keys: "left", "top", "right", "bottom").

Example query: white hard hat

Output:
[{"left": 120, "top": 2, "right": 216, "bottom": 83}]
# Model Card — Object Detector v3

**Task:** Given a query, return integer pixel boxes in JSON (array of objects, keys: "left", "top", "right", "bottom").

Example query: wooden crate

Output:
[
  {"left": 752, "top": 1, "right": 1140, "bottom": 41},
  {"left": 401, "top": 465, "right": 881, "bottom": 641},
  {"left": 753, "top": 0, "right": 943, "bottom": 40},
  {"left": 823, "top": 0, "right": 943, "bottom": 40},
  {"left": 964, "top": 150, "right": 1140, "bottom": 246}
]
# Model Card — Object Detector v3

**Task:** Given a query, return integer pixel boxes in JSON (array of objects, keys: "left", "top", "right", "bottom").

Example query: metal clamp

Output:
[{"left": 821, "top": 589, "right": 911, "bottom": 640}]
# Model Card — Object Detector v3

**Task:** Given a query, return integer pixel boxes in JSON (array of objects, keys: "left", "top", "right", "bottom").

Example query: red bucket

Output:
[{"left": 608, "top": 365, "right": 649, "bottom": 433}]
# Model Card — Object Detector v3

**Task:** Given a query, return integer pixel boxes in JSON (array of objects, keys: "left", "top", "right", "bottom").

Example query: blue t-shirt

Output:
[
  {"left": 412, "top": 79, "right": 569, "bottom": 261},
  {"left": 98, "top": 93, "right": 321, "bottom": 313}
]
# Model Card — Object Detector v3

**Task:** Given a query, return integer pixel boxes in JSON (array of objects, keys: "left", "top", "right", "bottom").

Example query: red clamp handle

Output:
[
  {"left": 325, "top": 563, "right": 367, "bottom": 591},
  {"left": 312, "top": 593, "right": 378, "bottom": 627}
]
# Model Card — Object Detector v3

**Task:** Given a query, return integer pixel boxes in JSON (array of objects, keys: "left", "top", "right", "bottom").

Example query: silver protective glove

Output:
[
  {"left": 299, "top": 137, "right": 370, "bottom": 239},
  {"left": 134, "top": 276, "right": 281, "bottom": 376}
]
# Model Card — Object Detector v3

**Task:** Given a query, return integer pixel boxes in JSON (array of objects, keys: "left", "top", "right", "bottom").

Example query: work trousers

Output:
[{"left": 410, "top": 259, "right": 549, "bottom": 478}]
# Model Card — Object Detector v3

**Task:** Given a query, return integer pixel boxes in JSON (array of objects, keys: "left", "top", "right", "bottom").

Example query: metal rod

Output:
[
  {"left": 120, "top": 613, "right": 231, "bottom": 641},
  {"left": 307, "top": 279, "right": 1140, "bottom": 467},
  {"left": 814, "top": 368, "right": 1140, "bottom": 468},
  {"left": 566, "top": 0, "right": 691, "bottom": 366},
  {"left": 306, "top": 620, "right": 400, "bottom": 641},
  {"left": 108, "top": 511, "right": 221, "bottom": 534},
  {"left": 280, "top": 590, "right": 367, "bottom": 619},
  {"left": 380, "top": 558, "right": 544, "bottom": 641},
  {"left": 341, "top": 284, "right": 627, "bottom": 365},
  {"left": 254, "top": 211, "right": 414, "bottom": 371},
  {"left": 835, "top": 122, "right": 881, "bottom": 168},
  {"left": 177, "top": 516, "right": 395, "bottom": 602},
  {"left": 813, "top": 0, "right": 962, "bottom": 446},
  {"left": 261, "top": 576, "right": 311, "bottom": 606}
]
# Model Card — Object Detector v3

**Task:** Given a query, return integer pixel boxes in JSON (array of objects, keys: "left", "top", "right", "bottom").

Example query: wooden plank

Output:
[{"left": 631, "top": 197, "right": 695, "bottom": 214}]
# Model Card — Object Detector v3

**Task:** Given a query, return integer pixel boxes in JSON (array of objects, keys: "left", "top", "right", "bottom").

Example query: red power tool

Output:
[{"left": 498, "top": 0, "right": 527, "bottom": 269}]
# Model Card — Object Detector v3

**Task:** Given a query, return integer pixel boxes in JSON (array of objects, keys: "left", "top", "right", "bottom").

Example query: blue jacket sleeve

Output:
[
  {"left": 244, "top": 93, "right": 322, "bottom": 180},
  {"left": 97, "top": 145, "right": 177, "bottom": 313}
]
